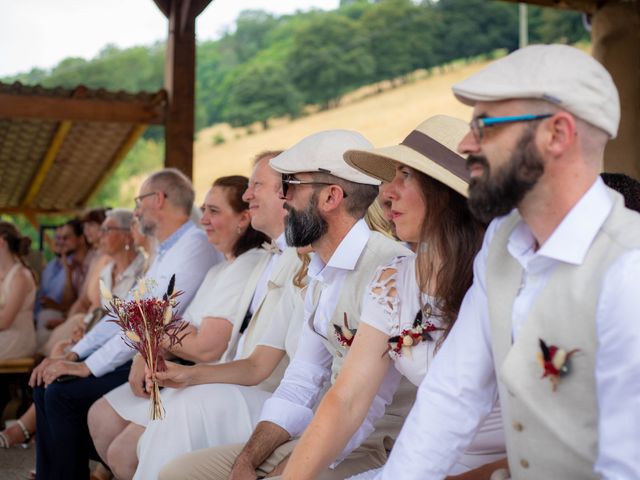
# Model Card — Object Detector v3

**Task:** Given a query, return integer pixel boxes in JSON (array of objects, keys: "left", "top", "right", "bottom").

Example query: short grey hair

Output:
[
  {"left": 147, "top": 168, "right": 195, "bottom": 215},
  {"left": 106, "top": 208, "right": 134, "bottom": 229}
]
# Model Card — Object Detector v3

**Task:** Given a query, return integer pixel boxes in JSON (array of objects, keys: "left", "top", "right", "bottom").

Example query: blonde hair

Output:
[{"left": 365, "top": 200, "right": 394, "bottom": 238}]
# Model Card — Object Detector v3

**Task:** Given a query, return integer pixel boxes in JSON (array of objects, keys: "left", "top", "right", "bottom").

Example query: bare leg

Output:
[
  {"left": 88, "top": 398, "right": 129, "bottom": 463},
  {"left": 106, "top": 423, "right": 145, "bottom": 480},
  {"left": 0, "top": 403, "right": 36, "bottom": 446}
]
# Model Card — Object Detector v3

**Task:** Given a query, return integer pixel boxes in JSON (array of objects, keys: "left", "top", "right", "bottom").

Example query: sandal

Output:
[{"left": 0, "top": 419, "right": 32, "bottom": 448}]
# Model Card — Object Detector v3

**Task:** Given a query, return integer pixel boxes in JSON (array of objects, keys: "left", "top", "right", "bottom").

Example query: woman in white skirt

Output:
[
  {"left": 87, "top": 175, "right": 270, "bottom": 479},
  {"left": 282, "top": 116, "right": 506, "bottom": 480}
]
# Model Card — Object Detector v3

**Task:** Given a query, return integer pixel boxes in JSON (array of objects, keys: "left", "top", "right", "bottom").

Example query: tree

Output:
[
  {"left": 287, "top": 13, "right": 374, "bottom": 108},
  {"left": 222, "top": 60, "right": 303, "bottom": 129}
]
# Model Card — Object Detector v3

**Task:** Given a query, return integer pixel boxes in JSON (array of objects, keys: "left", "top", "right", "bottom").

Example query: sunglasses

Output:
[{"left": 281, "top": 174, "right": 347, "bottom": 198}]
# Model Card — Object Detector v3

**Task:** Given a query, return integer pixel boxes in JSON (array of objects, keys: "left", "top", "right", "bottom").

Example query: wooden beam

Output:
[
  {"left": 22, "top": 121, "right": 72, "bottom": 207},
  {"left": 0, "top": 92, "right": 167, "bottom": 124},
  {"left": 500, "top": 0, "right": 598, "bottom": 14},
  {"left": 82, "top": 124, "right": 148, "bottom": 206},
  {"left": 153, "top": 0, "right": 171, "bottom": 17},
  {"left": 0, "top": 206, "right": 79, "bottom": 216},
  {"left": 164, "top": 0, "right": 197, "bottom": 178}
]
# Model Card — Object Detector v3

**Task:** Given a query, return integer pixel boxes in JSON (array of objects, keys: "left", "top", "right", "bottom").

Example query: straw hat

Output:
[{"left": 343, "top": 115, "right": 471, "bottom": 197}]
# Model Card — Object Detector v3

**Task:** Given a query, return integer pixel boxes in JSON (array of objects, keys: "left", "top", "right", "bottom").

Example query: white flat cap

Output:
[
  {"left": 270, "top": 130, "right": 380, "bottom": 185},
  {"left": 452, "top": 44, "right": 620, "bottom": 138}
]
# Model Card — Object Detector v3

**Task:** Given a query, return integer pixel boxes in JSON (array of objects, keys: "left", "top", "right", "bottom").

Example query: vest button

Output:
[
  {"left": 336, "top": 351, "right": 343, "bottom": 358},
  {"left": 512, "top": 421, "right": 524, "bottom": 432},
  {"left": 520, "top": 459, "right": 529, "bottom": 469}
]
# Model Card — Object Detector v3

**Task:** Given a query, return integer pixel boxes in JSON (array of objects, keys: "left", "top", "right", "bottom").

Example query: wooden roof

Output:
[{"left": 0, "top": 81, "right": 167, "bottom": 217}]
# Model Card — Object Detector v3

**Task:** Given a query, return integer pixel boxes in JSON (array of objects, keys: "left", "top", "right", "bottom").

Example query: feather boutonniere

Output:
[
  {"left": 333, "top": 313, "right": 357, "bottom": 347},
  {"left": 536, "top": 338, "right": 580, "bottom": 392},
  {"left": 384, "top": 306, "right": 442, "bottom": 358}
]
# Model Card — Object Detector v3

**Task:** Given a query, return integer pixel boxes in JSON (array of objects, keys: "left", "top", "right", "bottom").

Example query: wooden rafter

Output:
[{"left": 0, "top": 92, "right": 167, "bottom": 124}]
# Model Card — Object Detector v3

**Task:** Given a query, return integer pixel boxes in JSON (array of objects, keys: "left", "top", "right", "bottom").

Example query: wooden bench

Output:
[{"left": 0, "top": 357, "right": 36, "bottom": 423}]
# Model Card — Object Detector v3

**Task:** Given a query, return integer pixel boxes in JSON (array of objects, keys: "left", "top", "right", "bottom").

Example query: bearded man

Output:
[{"left": 373, "top": 44, "right": 640, "bottom": 480}]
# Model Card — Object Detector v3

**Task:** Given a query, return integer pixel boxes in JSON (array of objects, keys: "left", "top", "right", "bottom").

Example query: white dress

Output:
[
  {"left": 348, "top": 256, "right": 505, "bottom": 479},
  {"left": 104, "top": 248, "right": 267, "bottom": 426},
  {"left": 133, "top": 280, "right": 306, "bottom": 480}
]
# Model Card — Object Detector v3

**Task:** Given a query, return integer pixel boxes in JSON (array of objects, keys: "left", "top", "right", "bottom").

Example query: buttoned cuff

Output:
[
  {"left": 258, "top": 397, "right": 314, "bottom": 437},
  {"left": 71, "top": 338, "right": 93, "bottom": 359}
]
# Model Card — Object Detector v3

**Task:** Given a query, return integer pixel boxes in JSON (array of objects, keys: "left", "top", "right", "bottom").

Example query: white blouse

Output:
[{"left": 361, "top": 255, "right": 443, "bottom": 386}]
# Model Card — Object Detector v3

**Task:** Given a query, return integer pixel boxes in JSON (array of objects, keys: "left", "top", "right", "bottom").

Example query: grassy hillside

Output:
[{"left": 191, "top": 59, "right": 490, "bottom": 199}]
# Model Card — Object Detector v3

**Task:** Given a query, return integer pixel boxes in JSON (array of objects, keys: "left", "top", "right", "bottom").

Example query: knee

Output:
[{"left": 87, "top": 398, "right": 109, "bottom": 438}]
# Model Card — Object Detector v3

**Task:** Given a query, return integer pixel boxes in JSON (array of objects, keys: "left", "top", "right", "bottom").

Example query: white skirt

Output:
[
  {"left": 133, "top": 383, "right": 272, "bottom": 480},
  {"left": 104, "top": 382, "right": 151, "bottom": 427}
]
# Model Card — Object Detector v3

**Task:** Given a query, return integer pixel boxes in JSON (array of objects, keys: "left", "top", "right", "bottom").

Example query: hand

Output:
[
  {"left": 45, "top": 318, "right": 65, "bottom": 330},
  {"left": 30, "top": 357, "right": 57, "bottom": 387},
  {"left": 50, "top": 339, "right": 73, "bottom": 358},
  {"left": 148, "top": 361, "right": 193, "bottom": 390},
  {"left": 229, "top": 456, "right": 259, "bottom": 480},
  {"left": 129, "top": 354, "right": 149, "bottom": 398},
  {"left": 70, "top": 324, "right": 85, "bottom": 343},
  {"left": 41, "top": 360, "right": 90, "bottom": 386},
  {"left": 40, "top": 296, "right": 62, "bottom": 310}
]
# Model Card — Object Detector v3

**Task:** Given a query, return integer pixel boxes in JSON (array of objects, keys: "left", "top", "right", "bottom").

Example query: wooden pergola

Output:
[
  {"left": 0, "top": 0, "right": 213, "bottom": 221},
  {"left": 503, "top": 0, "right": 640, "bottom": 180}
]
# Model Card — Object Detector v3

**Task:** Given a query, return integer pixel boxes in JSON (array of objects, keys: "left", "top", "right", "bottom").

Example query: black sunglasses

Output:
[{"left": 281, "top": 174, "right": 347, "bottom": 198}]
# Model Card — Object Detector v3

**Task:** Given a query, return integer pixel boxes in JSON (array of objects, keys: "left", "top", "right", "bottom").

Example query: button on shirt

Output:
[
  {"left": 72, "top": 221, "right": 223, "bottom": 377},
  {"left": 259, "top": 219, "right": 403, "bottom": 465},
  {"left": 378, "top": 178, "right": 640, "bottom": 479}
]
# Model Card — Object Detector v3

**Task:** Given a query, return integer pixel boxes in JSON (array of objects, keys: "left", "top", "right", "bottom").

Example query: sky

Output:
[{"left": 0, "top": 0, "right": 339, "bottom": 77}]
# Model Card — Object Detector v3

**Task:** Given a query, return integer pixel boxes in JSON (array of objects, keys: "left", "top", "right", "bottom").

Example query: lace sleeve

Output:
[{"left": 360, "top": 257, "right": 405, "bottom": 336}]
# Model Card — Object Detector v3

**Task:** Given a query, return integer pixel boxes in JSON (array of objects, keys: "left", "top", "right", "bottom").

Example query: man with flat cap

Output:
[
  {"left": 159, "top": 130, "right": 413, "bottom": 480},
  {"left": 374, "top": 44, "right": 640, "bottom": 479}
]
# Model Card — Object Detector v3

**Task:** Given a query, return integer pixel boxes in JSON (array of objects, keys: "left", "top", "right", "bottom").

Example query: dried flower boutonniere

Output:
[
  {"left": 384, "top": 305, "right": 442, "bottom": 359},
  {"left": 536, "top": 338, "right": 580, "bottom": 392},
  {"left": 333, "top": 313, "right": 357, "bottom": 347},
  {"left": 104, "top": 274, "right": 189, "bottom": 419}
]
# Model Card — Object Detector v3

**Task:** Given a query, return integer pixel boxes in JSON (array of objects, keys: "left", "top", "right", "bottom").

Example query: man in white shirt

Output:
[
  {"left": 30, "top": 168, "right": 222, "bottom": 480},
  {"left": 378, "top": 45, "right": 640, "bottom": 479},
  {"left": 169, "top": 130, "right": 412, "bottom": 480}
]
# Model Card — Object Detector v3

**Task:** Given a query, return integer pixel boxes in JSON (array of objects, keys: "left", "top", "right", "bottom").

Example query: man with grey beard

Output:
[
  {"left": 375, "top": 45, "right": 640, "bottom": 480},
  {"left": 170, "top": 130, "right": 412, "bottom": 480}
]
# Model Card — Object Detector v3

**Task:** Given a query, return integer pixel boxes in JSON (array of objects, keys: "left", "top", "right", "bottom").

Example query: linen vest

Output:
[
  {"left": 486, "top": 189, "right": 640, "bottom": 479},
  {"left": 224, "top": 246, "right": 302, "bottom": 392},
  {"left": 307, "top": 232, "right": 416, "bottom": 447}
]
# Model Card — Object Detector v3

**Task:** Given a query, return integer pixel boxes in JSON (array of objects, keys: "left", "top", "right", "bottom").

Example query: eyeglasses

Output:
[
  {"left": 100, "top": 226, "right": 130, "bottom": 234},
  {"left": 281, "top": 174, "right": 347, "bottom": 198},
  {"left": 134, "top": 191, "right": 161, "bottom": 207},
  {"left": 470, "top": 114, "right": 553, "bottom": 141}
]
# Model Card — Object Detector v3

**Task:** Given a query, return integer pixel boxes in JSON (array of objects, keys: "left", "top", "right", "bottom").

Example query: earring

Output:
[
  {"left": 125, "top": 244, "right": 131, "bottom": 251},
  {"left": 236, "top": 226, "right": 242, "bottom": 235}
]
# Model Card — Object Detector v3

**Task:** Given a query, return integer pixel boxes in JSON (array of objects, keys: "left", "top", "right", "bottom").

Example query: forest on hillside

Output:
[{"left": 4, "top": 0, "right": 587, "bottom": 135}]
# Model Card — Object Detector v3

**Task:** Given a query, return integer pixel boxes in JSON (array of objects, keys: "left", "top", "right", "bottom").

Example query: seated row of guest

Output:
[{"left": 27, "top": 43, "right": 640, "bottom": 480}]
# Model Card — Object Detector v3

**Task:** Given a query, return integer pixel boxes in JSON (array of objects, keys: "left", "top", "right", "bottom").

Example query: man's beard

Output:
[
  {"left": 139, "top": 216, "right": 156, "bottom": 236},
  {"left": 284, "top": 193, "right": 328, "bottom": 247},
  {"left": 467, "top": 129, "right": 545, "bottom": 223}
]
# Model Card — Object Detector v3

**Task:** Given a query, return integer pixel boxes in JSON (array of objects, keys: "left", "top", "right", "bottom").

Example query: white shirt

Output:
[
  {"left": 259, "top": 220, "right": 403, "bottom": 465},
  {"left": 73, "top": 221, "right": 223, "bottom": 377},
  {"left": 378, "top": 178, "right": 640, "bottom": 479}
]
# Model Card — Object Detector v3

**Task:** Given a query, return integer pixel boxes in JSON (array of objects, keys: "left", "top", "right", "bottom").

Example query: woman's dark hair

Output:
[
  {"left": 601, "top": 173, "right": 640, "bottom": 213},
  {"left": 212, "top": 175, "right": 269, "bottom": 258},
  {"left": 414, "top": 172, "right": 486, "bottom": 348},
  {"left": 65, "top": 218, "right": 84, "bottom": 237},
  {"left": 81, "top": 207, "right": 109, "bottom": 225},
  {"left": 0, "top": 221, "right": 33, "bottom": 271}
]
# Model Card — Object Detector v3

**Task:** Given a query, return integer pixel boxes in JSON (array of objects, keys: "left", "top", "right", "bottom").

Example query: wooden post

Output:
[
  {"left": 591, "top": 1, "right": 640, "bottom": 179},
  {"left": 164, "top": 0, "right": 197, "bottom": 179}
]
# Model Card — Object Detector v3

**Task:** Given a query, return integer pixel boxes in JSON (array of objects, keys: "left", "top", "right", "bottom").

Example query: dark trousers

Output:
[{"left": 34, "top": 361, "right": 131, "bottom": 480}]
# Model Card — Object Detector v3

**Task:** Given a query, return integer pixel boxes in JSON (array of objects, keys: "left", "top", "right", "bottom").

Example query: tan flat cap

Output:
[
  {"left": 270, "top": 130, "right": 379, "bottom": 185},
  {"left": 344, "top": 115, "right": 470, "bottom": 197},
  {"left": 452, "top": 44, "right": 620, "bottom": 138}
]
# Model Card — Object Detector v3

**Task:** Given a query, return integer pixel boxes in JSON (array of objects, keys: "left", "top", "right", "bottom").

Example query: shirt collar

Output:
[
  {"left": 508, "top": 177, "right": 613, "bottom": 266},
  {"left": 157, "top": 220, "right": 194, "bottom": 257},
  {"left": 308, "top": 218, "right": 371, "bottom": 279}
]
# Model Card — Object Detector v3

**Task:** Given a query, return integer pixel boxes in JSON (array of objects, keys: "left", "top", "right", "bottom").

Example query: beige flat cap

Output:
[
  {"left": 270, "top": 130, "right": 379, "bottom": 185},
  {"left": 452, "top": 44, "right": 620, "bottom": 138},
  {"left": 344, "top": 115, "right": 470, "bottom": 197}
]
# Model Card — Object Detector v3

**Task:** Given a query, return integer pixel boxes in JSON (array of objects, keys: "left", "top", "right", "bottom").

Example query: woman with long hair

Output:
[
  {"left": 281, "top": 116, "right": 505, "bottom": 479},
  {"left": 88, "top": 175, "right": 271, "bottom": 480}
]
